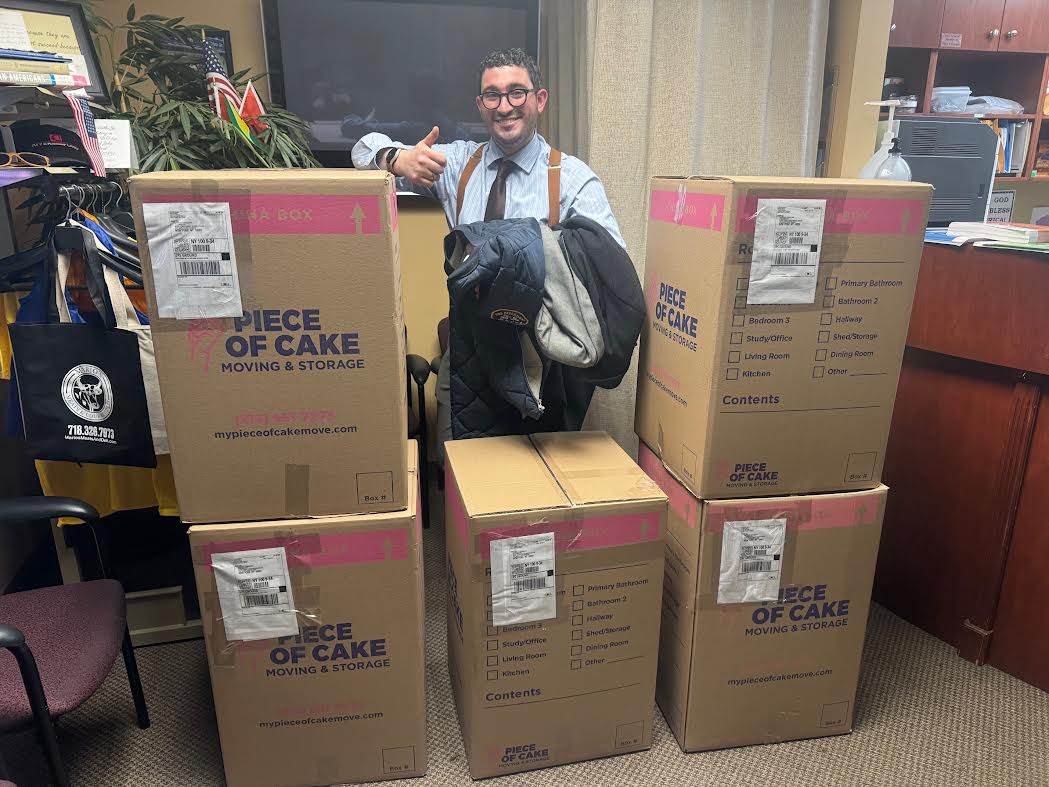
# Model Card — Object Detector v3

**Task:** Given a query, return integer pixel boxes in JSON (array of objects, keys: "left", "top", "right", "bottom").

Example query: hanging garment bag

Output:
[{"left": 9, "top": 242, "right": 157, "bottom": 467}]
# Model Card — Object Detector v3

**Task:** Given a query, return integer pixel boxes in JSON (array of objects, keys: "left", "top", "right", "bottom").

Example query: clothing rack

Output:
[{"left": 57, "top": 180, "right": 125, "bottom": 211}]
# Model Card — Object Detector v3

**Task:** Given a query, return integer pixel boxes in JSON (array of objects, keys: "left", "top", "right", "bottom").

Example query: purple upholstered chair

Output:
[{"left": 0, "top": 497, "right": 149, "bottom": 787}]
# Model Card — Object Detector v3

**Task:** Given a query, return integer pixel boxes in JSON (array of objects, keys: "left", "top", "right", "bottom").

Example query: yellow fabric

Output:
[
  {"left": 36, "top": 454, "right": 179, "bottom": 525},
  {"left": 1, "top": 291, "right": 20, "bottom": 380},
  {"left": 1, "top": 283, "right": 180, "bottom": 524}
]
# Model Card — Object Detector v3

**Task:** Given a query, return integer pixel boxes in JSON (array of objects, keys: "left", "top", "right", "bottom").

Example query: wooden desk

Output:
[{"left": 876, "top": 242, "right": 1049, "bottom": 692}]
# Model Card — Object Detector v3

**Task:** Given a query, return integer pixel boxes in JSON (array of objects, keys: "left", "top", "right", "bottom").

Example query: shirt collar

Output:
[{"left": 485, "top": 133, "right": 546, "bottom": 175}]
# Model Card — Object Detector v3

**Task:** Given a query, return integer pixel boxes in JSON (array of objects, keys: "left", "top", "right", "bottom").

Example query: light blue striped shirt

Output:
[{"left": 351, "top": 132, "right": 626, "bottom": 249}]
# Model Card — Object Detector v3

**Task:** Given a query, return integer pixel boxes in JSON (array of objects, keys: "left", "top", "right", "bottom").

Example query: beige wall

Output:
[
  {"left": 399, "top": 199, "right": 450, "bottom": 448},
  {"left": 823, "top": 0, "right": 894, "bottom": 177},
  {"left": 1004, "top": 181, "right": 1049, "bottom": 224}
]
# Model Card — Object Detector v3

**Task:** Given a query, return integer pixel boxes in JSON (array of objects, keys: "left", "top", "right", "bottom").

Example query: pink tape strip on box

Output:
[
  {"left": 638, "top": 444, "right": 879, "bottom": 534},
  {"left": 198, "top": 528, "right": 410, "bottom": 571},
  {"left": 141, "top": 193, "right": 383, "bottom": 235}
]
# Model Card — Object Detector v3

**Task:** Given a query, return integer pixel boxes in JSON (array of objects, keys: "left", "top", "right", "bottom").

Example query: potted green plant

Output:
[{"left": 95, "top": 6, "right": 318, "bottom": 171}]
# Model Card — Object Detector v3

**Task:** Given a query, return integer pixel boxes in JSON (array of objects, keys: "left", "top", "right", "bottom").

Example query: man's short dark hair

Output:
[{"left": 478, "top": 48, "right": 543, "bottom": 92}]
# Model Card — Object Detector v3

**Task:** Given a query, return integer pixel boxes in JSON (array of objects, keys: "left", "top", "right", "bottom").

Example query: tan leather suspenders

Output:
[{"left": 455, "top": 143, "right": 562, "bottom": 225}]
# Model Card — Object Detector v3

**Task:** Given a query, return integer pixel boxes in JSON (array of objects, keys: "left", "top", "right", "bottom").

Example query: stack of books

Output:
[
  {"left": 0, "top": 47, "right": 85, "bottom": 88},
  {"left": 979, "top": 119, "right": 1033, "bottom": 176},
  {"left": 925, "top": 221, "right": 1049, "bottom": 253}
]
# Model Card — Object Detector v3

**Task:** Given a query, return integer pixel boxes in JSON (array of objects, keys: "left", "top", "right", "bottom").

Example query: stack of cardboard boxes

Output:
[
  {"left": 130, "top": 170, "right": 427, "bottom": 786},
  {"left": 634, "top": 176, "right": 932, "bottom": 751},
  {"left": 127, "top": 168, "right": 932, "bottom": 782}
]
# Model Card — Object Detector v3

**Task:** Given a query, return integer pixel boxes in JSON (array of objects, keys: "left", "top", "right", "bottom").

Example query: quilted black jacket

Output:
[{"left": 445, "top": 215, "right": 643, "bottom": 439}]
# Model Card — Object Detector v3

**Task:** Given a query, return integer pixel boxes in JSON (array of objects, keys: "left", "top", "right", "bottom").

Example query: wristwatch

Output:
[{"left": 383, "top": 147, "right": 401, "bottom": 173}]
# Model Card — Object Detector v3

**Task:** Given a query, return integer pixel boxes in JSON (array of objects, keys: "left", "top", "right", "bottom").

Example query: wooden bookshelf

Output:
[{"left": 885, "top": 0, "right": 1049, "bottom": 179}]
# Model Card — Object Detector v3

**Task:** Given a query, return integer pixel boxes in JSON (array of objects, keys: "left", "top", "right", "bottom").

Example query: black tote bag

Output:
[{"left": 9, "top": 240, "right": 157, "bottom": 468}]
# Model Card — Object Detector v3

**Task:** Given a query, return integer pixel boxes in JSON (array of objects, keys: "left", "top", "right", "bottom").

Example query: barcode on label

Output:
[
  {"left": 772, "top": 251, "right": 810, "bottom": 266},
  {"left": 515, "top": 565, "right": 541, "bottom": 576},
  {"left": 513, "top": 577, "right": 547, "bottom": 593},
  {"left": 242, "top": 592, "right": 279, "bottom": 607},
  {"left": 741, "top": 560, "right": 773, "bottom": 574},
  {"left": 177, "top": 259, "right": 222, "bottom": 276}
]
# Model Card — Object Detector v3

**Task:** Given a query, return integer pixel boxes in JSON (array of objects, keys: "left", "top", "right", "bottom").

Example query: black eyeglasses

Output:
[{"left": 479, "top": 88, "right": 537, "bottom": 110}]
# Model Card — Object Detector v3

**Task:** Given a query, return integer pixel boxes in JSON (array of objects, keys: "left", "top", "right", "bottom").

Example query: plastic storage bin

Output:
[{"left": 932, "top": 86, "right": 972, "bottom": 113}]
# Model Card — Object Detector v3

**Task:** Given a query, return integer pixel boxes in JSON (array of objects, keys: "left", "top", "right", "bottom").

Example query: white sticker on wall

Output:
[
  {"left": 747, "top": 198, "right": 826, "bottom": 305},
  {"left": 141, "top": 201, "right": 242, "bottom": 319},
  {"left": 490, "top": 532, "right": 556, "bottom": 626},
  {"left": 212, "top": 546, "right": 298, "bottom": 641},
  {"left": 718, "top": 519, "right": 786, "bottom": 604}
]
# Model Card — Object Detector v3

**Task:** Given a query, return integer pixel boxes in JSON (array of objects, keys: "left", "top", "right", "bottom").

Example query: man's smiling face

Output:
[{"left": 476, "top": 65, "right": 548, "bottom": 155}]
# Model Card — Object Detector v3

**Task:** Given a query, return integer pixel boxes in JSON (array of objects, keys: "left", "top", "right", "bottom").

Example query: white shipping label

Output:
[
  {"left": 747, "top": 198, "right": 826, "bottom": 305},
  {"left": 141, "top": 202, "right": 242, "bottom": 319},
  {"left": 718, "top": 519, "right": 786, "bottom": 604},
  {"left": 490, "top": 532, "right": 556, "bottom": 626},
  {"left": 212, "top": 547, "right": 298, "bottom": 641}
]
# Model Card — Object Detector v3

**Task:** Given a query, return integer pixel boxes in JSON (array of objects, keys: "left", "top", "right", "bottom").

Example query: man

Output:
[
  {"left": 351, "top": 48, "right": 626, "bottom": 453},
  {"left": 351, "top": 47, "right": 624, "bottom": 247}
]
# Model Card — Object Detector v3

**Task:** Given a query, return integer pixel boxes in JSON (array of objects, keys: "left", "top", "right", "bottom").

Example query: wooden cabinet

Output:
[
  {"left": 999, "top": 0, "right": 1049, "bottom": 53},
  {"left": 877, "top": 243, "right": 1049, "bottom": 693},
  {"left": 889, "top": 0, "right": 947, "bottom": 48},
  {"left": 941, "top": 0, "right": 1008, "bottom": 51},
  {"left": 987, "top": 404, "right": 1049, "bottom": 689},
  {"left": 940, "top": 0, "right": 1049, "bottom": 52}
]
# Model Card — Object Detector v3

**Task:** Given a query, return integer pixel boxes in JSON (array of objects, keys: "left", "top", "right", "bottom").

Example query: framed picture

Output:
[
  {"left": 0, "top": 0, "right": 109, "bottom": 103},
  {"left": 163, "top": 29, "right": 234, "bottom": 78}
]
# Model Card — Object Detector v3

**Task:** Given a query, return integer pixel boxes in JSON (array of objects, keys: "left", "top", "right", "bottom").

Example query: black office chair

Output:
[{"left": 0, "top": 497, "right": 149, "bottom": 787}]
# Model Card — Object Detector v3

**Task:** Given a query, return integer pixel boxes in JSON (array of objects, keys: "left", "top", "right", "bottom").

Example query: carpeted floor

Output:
[{"left": 3, "top": 520, "right": 1047, "bottom": 787}]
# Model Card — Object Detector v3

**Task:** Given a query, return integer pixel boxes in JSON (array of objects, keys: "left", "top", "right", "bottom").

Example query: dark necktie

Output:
[{"left": 484, "top": 158, "right": 515, "bottom": 221}]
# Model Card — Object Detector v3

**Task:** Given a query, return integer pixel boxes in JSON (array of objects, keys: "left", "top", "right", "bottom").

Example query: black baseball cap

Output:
[{"left": 8, "top": 120, "right": 90, "bottom": 167}]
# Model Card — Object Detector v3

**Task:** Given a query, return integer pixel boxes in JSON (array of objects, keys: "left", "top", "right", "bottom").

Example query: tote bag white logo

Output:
[{"left": 61, "top": 364, "right": 114, "bottom": 422}]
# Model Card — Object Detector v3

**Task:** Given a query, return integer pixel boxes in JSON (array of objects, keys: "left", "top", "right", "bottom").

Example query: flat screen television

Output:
[{"left": 261, "top": 0, "right": 539, "bottom": 166}]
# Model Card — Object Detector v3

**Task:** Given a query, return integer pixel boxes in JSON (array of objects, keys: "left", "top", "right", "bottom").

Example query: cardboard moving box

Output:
[
  {"left": 635, "top": 176, "right": 932, "bottom": 499},
  {"left": 189, "top": 443, "right": 425, "bottom": 787},
  {"left": 131, "top": 170, "right": 406, "bottom": 523},
  {"left": 444, "top": 432, "right": 668, "bottom": 779},
  {"left": 639, "top": 444, "right": 886, "bottom": 752}
]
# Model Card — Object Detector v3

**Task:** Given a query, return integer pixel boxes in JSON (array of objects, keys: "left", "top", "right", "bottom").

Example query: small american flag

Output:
[
  {"left": 204, "top": 40, "right": 240, "bottom": 120},
  {"left": 63, "top": 90, "right": 105, "bottom": 177}
]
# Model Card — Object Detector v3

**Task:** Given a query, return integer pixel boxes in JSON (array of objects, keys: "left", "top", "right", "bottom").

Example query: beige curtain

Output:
[{"left": 543, "top": 0, "right": 829, "bottom": 453}]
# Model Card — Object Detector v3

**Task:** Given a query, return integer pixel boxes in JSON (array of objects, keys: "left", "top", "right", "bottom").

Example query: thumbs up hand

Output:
[{"left": 392, "top": 126, "right": 447, "bottom": 188}]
